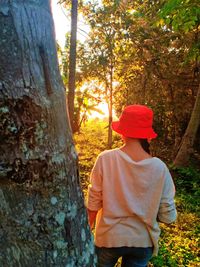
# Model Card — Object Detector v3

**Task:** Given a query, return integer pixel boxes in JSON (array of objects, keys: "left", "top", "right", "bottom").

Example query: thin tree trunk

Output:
[
  {"left": 108, "top": 65, "right": 113, "bottom": 149},
  {"left": 68, "top": 0, "right": 78, "bottom": 132},
  {"left": 174, "top": 83, "right": 200, "bottom": 167},
  {"left": 0, "top": 1, "right": 94, "bottom": 266}
]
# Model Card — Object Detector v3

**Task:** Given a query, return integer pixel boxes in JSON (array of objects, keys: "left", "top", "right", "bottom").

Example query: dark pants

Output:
[{"left": 95, "top": 246, "right": 153, "bottom": 267}]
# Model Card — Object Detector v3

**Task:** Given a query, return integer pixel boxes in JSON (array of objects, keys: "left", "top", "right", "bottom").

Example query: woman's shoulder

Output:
[
  {"left": 150, "top": 157, "right": 169, "bottom": 170},
  {"left": 98, "top": 148, "right": 120, "bottom": 158}
]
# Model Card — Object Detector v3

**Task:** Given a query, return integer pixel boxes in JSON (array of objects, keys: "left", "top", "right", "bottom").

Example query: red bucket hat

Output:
[{"left": 112, "top": 105, "right": 157, "bottom": 139}]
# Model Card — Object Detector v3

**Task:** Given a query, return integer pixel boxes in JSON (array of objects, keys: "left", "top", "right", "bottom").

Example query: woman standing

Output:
[{"left": 87, "top": 105, "right": 177, "bottom": 267}]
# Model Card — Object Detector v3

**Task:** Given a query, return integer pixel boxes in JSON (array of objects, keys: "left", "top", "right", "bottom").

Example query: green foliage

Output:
[
  {"left": 75, "top": 121, "right": 200, "bottom": 267},
  {"left": 159, "top": 0, "right": 200, "bottom": 32},
  {"left": 158, "top": 0, "right": 200, "bottom": 63},
  {"left": 171, "top": 166, "right": 200, "bottom": 214}
]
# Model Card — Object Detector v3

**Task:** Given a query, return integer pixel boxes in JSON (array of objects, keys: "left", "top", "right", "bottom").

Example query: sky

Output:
[
  {"left": 51, "top": 1, "right": 71, "bottom": 48},
  {"left": 51, "top": 1, "right": 90, "bottom": 48}
]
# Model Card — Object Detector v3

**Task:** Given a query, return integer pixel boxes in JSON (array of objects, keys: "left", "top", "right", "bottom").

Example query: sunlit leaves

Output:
[{"left": 159, "top": 0, "right": 200, "bottom": 33}]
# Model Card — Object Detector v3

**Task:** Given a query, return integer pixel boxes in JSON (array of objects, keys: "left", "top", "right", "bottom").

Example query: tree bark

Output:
[
  {"left": 68, "top": 0, "right": 78, "bottom": 132},
  {"left": 0, "top": 1, "right": 95, "bottom": 266},
  {"left": 174, "top": 83, "right": 200, "bottom": 167}
]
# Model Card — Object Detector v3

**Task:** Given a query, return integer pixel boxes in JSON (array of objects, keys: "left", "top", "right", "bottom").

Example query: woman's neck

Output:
[{"left": 120, "top": 138, "right": 152, "bottom": 162}]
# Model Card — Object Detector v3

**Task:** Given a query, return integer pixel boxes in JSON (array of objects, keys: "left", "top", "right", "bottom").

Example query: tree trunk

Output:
[
  {"left": 174, "top": 83, "right": 200, "bottom": 167},
  {"left": 68, "top": 0, "right": 78, "bottom": 132},
  {"left": 107, "top": 66, "right": 113, "bottom": 149},
  {"left": 0, "top": 1, "right": 95, "bottom": 266}
]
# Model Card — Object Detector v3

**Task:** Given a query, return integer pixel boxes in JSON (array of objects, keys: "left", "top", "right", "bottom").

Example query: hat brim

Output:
[{"left": 112, "top": 121, "right": 157, "bottom": 139}]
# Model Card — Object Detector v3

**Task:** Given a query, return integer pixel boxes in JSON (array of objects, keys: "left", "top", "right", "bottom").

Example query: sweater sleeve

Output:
[
  {"left": 87, "top": 155, "right": 103, "bottom": 211},
  {"left": 157, "top": 166, "right": 177, "bottom": 224}
]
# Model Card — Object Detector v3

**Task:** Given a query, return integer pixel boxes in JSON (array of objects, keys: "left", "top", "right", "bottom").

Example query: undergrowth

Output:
[{"left": 74, "top": 120, "right": 200, "bottom": 267}]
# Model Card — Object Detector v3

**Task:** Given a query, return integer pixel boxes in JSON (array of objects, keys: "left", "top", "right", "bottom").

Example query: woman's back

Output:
[
  {"left": 87, "top": 105, "right": 177, "bottom": 266},
  {"left": 88, "top": 148, "right": 176, "bottom": 255}
]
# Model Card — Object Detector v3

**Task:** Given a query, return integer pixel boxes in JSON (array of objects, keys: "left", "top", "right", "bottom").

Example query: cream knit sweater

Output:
[{"left": 87, "top": 148, "right": 177, "bottom": 255}]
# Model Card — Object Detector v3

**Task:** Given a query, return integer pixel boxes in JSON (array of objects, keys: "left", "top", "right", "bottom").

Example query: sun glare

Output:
[
  {"left": 51, "top": 1, "right": 70, "bottom": 48},
  {"left": 51, "top": 1, "right": 115, "bottom": 121},
  {"left": 90, "top": 102, "right": 108, "bottom": 119},
  {"left": 51, "top": 1, "right": 90, "bottom": 48}
]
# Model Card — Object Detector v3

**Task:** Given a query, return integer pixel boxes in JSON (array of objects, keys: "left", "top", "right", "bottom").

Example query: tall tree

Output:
[
  {"left": 68, "top": 0, "right": 78, "bottom": 132},
  {"left": 159, "top": 0, "right": 200, "bottom": 166},
  {"left": 82, "top": 1, "right": 125, "bottom": 147},
  {"left": 0, "top": 0, "right": 95, "bottom": 266}
]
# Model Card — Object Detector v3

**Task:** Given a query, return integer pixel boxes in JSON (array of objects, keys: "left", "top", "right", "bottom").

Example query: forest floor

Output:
[{"left": 74, "top": 119, "right": 200, "bottom": 267}]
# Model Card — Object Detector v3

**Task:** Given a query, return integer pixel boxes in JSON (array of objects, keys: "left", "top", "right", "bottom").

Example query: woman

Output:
[{"left": 87, "top": 105, "right": 177, "bottom": 267}]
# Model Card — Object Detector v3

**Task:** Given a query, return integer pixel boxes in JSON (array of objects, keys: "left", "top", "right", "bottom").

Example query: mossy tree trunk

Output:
[{"left": 0, "top": 1, "right": 95, "bottom": 266}]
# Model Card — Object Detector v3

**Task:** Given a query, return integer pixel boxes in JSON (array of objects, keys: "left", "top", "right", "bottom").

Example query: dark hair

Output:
[{"left": 140, "top": 139, "right": 150, "bottom": 154}]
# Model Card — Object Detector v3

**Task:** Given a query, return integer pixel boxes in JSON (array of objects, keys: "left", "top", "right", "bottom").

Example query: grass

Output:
[{"left": 74, "top": 119, "right": 200, "bottom": 267}]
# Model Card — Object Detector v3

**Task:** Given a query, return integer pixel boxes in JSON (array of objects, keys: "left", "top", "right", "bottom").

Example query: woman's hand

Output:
[{"left": 87, "top": 209, "right": 98, "bottom": 229}]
